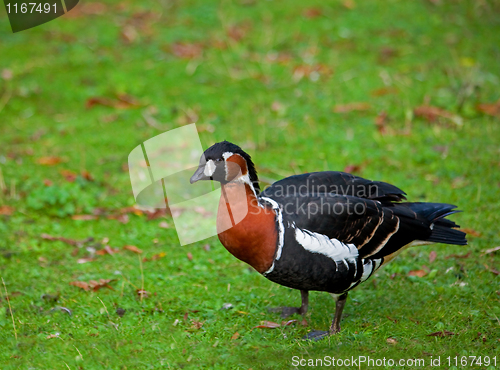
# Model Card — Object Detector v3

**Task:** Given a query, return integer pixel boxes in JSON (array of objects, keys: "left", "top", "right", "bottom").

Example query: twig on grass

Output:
[{"left": 1, "top": 277, "right": 17, "bottom": 341}]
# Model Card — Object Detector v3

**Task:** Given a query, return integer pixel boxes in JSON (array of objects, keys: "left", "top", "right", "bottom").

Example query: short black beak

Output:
[{"left": 190, "top": 165, "right": 209, "bottom": 184}]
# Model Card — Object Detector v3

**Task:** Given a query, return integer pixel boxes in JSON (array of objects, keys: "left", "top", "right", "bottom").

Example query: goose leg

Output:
[
  {"left": 269, "top": 290, "right": 309, "bottom": 318},
  {"left": 303, "top": 292, "right": 348, "bottom": 341}
]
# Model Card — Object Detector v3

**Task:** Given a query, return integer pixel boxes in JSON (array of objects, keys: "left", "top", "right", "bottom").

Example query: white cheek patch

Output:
[{"left": 204, "top": 160, "right": 216, "bottom": 177}]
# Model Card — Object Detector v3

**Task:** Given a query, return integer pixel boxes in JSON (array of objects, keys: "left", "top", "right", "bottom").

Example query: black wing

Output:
[
  {"left": 261, "top": 171, "right": 407, "bottom": 203},
  {"left": 263, "top": 193, "right": 466, "bottom": 260}
]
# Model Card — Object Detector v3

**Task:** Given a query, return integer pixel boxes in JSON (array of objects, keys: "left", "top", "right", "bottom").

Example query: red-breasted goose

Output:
[{"left": 190, "top": 141, "right": 467, "bottom": 340}]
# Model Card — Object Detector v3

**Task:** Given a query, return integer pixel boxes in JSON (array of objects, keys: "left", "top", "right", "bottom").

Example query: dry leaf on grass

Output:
[
  {"left": 408, "top": 270, "right": 427, "bottom": 278},
  {"left": 343, "top": 164, "right": 363, "bottom": 174},
  {"left": 41, "top": 234, "right": 93, "bottom": 246},
  {"left": 476, "top": 100, "right": 500, "bottom": 117},
  {"left": 333, "top": 102, "right": 371, "bottom": 113},
  {"left": 253, "top": 321, "right": 281, "bottom": 329},
  {"left": 231, "top": 332, "right": 240, "bottom": 340},
  {"left": 60, "top": 169, "right": 77, "bottom": 182},
  {"left": 86, "top": 94, "right": 141, "bottom": 109},
  {"left": 459, "top": 228, "right": 481, "bottom": 237},
  {"left": 191, "top": 320, "right": 204, "bottom": 329},
  {"left": 427, "top": 330, "right": 455, "bottom": 337},
  {"left": 0, "top": 205, "right": 14, "bottom": 215},
  {"left": 429, "top": 251, "right": 437, "bottom": 263},
  {"left": 123, "top": 245, "right": 143, "bottom": 254},
  {"left": 143, "top": 252, "right": 166, "bottom": 262},
  {"left": 76, "top": 257, "right": 96, "bottom": 264},
  {"left": 70, "top": 279, "right": 116, "bottom": 291},
  {"left": 414, "top": 105, "right": 462, "bottom": 125},
  {"left": 303, "top": 8, "right": 322, "bottom": 18},
  {"left": 72, "top": 215, "right": 98, "bottom": 221},
  {"left": 96, "top": 246, "right": 120, "bottom": 255},
  {"left": 37, "top": 156, "right": 64, "bottom": 165},
  {"left": 374, "top": 111, "right": 389, "bottom": 135},
  {"left": 484, "top": 265, "right": 500, "bottom": 276},
  {"left": 483, "top": 246, "right": 500, "bottom": 255},
  {"left": 170, "top": 42, "right": 203, "bottom": 59},
  {"left": 445, "top": 252, "right": 471, "bottom": 259}
]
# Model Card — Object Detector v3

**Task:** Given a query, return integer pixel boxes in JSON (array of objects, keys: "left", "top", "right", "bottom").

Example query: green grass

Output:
[{"left": 1, "top": 0, "right": 500, "bottom": 368}]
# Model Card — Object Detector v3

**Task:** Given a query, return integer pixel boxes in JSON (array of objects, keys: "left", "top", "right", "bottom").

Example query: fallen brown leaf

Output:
[
  {"left": 484, "top": 265, "right": 500, "bottom": 276},
  {"left": 123, "top": 245, "right": 143, "bottom": 254},
  {"left": 121, "top": 25, "right": 138, "bottom": 43},
  {"left": 143, "top": 252, "right": 166, "bottom": 262},
  {"left": 408, "top": 270, "right": 427, "bottom": 278},
  {"left": 253, "top": 321, "right": 281, "bottom": 329},
  {"left": 37, "top": 156, "right": 64, "bottom": 166},
  {"left": 231, "top": 332, "right": 240, "bottom": 340},
  {"left": 483, "top": 246, "right": 500, "bottom": 255},
  {"left": 293, "top": 64, "right": 332, "bottom": 82},
  {"left": 371, "top": 87, "right": 398, "bottom": 97},
  {"left": 0, "top": 205, "right": 14, "bottom": 215},
  {"left": 88, "top": 279, "right": 116, "bottom": 291},
  {"left": 342, "top": 0, "right": 356, "bottom": 9},
  {"left": 170, "top": 42, "right": 203, "bottom": 59},
  {"left": 191, "top": 319, "right": 204, "bottom": 329},
  {"left": 445, "top": 252, "right": 471, "bottom": 259},
  {"left": 96, "top": 245, "right": 120, "bottom": 255},
  {"left": 81, "top": 170, "right": 94, "bottom": 181},
  {"left": 71, "top": 214, "right": 98, "bottom": 221},
  {"left": 60, "top": 169, "right": 77, "bottom": 182},
  {"left": 76, "top": 257, "right": 95, "bottom": 264},
  {"left": 86, "top": 94, "right": 141, "bottom": 109},
  {"left": 69, "top": 281, "right": 90, "bottom": 291},
  {"left": 187, "top": 252, "right": 193, "bottom": 261},
  {"left": 429, "top": 251, "right": 437, "bottom": 263},
  {"left": 414, "top": 105, "right": 462, "bottom": 125},
  {"left": 333, "top": 102, "right": 371, "bottom": 113},
  {"left": 476, "top": 100, "right": 500, "bottom": 117},
  {"left": 374, "top": 111, "right": 389, "bottom": 135},
  {"left": 387, "top": 337, "right": 398, "bottom": 344},
  {"left": 343, "top": 164, "right": 363, "bottom": 174},
  {"left": 41, "top": 234, "right": 93, "bottom": 246},
  {"left": 281, "top": 319, "right": 297, "bottom": 326},
  {"left": 459, "top": 228, "right": 481, "bottom": 237},
  {"left": 427, "top": 330, "right": 455, "bottom": 337},
  {"left": 227, "top": 23, "right": 250, "bottom": 42},
  {"left": 107, "top": 214, "right": 129, "bottom": 224},
  {"left": 303, "top": 8, "right": 322, "bottom": 18}
]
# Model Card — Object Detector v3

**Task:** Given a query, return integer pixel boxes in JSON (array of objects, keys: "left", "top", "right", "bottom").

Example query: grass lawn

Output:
[{"left": 1, "top": 0, "right": 499, "bottom": 368}]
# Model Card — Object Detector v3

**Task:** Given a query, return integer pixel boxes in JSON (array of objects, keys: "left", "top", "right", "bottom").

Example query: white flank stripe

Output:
[{"left": 294, "top": 228, "right": 358, "bottom": 261}]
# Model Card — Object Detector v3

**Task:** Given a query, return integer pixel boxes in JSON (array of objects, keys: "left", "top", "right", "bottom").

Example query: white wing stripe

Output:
[{"left": 294, "top": 227, "right": 358, "bottom": 261}]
